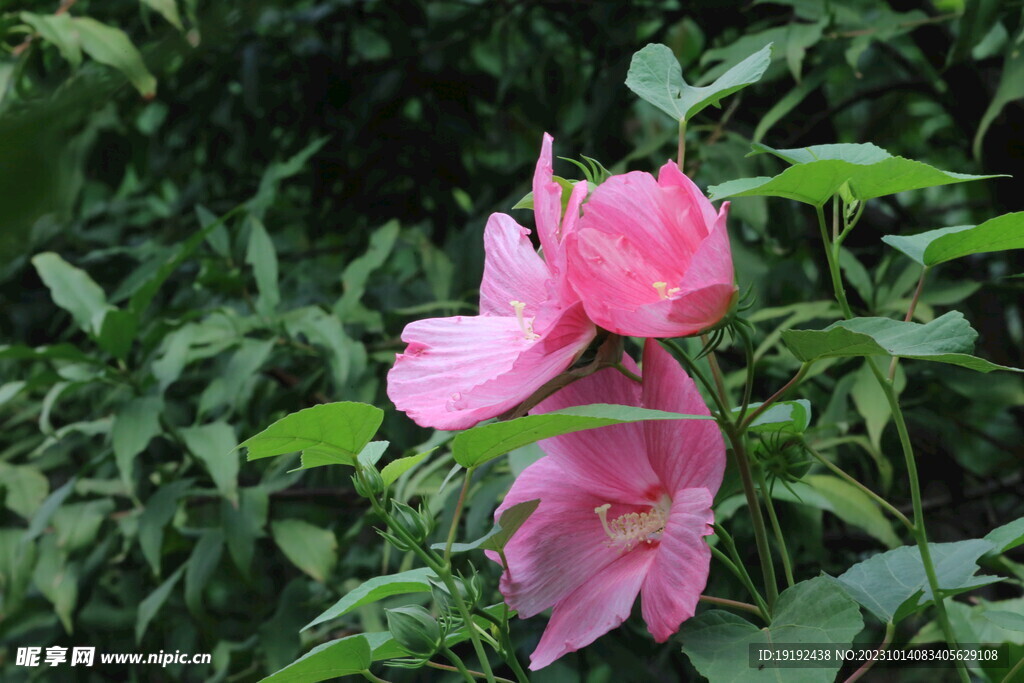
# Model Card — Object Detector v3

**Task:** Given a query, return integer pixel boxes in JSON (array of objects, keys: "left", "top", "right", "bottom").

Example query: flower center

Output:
[
  {"left": 594, "top": 501, "right": 669, "bottom": 551},
  {"left": 652, "top": 281, "right": 681, "bottom": 300},
  {"left": 509, "top": 300, "right": 540, "bottom": 341}
]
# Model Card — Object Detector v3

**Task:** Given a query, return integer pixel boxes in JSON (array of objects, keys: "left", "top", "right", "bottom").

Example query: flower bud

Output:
[
  {"left": 352, "top": 466, "right": 385, "bottom": 498},
  {"left": 385, "top": 605, "right": 443, "bottom": 658},
  {"left": 389, "top": 500, "right": 434, "bottom": 545}
]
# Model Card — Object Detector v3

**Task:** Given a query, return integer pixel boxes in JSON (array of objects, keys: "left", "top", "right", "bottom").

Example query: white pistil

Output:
[
  {"left": 509, "top": 300, "right": 540, "bottom": 341},
  {"left": 594, "top": 502, "right": 667, "bottom": 551}
]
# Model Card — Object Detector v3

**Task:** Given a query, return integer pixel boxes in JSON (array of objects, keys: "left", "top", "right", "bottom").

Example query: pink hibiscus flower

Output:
[
  {"left": 567, "top": 161, "right": 736, "bottom": 338},
  {"left": 387, "top": 135, "right": 596, "bottom": 430},
  {"left": 491, "top": 339, "right": 725, "bottom": 669}
]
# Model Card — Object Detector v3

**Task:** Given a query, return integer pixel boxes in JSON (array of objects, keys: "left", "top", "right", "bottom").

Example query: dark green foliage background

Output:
[{"left": 1, "top": 1, "right": 1022, "bottom": 681}]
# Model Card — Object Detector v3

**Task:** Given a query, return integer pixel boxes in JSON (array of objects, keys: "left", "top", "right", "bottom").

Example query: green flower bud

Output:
[
  {"left": 352, "top": 466, "right": 385, "bottom": 498},
  {"left": 389, "top": 500, "right": 434, "bottom": 545},
  {"left": 386, "top": 605, "right": 443, "bottom": 658}
]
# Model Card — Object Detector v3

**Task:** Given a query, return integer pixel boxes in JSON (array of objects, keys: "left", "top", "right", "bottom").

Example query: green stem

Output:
[
  {"left": 702, "top": 334, "right": 732, "bottom": 412},
  {"left": 445, "top": 468, "right": 474, "bottom": 564},
  {"left": 888, "top": 266, "right": 929, "bottom": 380},
  {"left": 739, "top": 364, "right": 810, "bottom": 432},
  {"left": 814, "top": 202, "right": 968, "bottom": 683},
  {"left": 752, "top": 464, "right": 795, "bottom": 588},
  {"left": 678, "top": 118, "right": 687, "bottom": 169},
  {"left": 736, "top": 325, "right": 757, "bottom": 428},
  {"left": 723, "top": 426, "right": 779, "bottom": 608},
  {"left": 698, "top": 594, "right": 764, "bottom": 618},
  {"left": 1001, "top": 652, "right": 1024, "bottom": 683},
  {"left": 440, "top": 648, "right": 480, "bottom": 683},
  {"left": 360, "top": 670, "right": 393, "bottom": 683},
  {"left": 804, "top": 443, "right": 913, "bottom": 531},
  {"left": 426, "top": 662, "right": 516, "bottom": 683},
  {"left": 709, "top": 544, "right": 770, "bottom": 620}
]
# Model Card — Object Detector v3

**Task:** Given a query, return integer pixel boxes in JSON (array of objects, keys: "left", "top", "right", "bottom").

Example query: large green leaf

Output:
[
  {"left": 271, "top": 520, "right": 337, "bottom": 583},
  {"left": 781, "top": 312, "right": 1023, "bottom": 373},
  {"left": 985, "top": 517, "right": 1024, "bottom": 554},
  {"left": 772, "top": 475, "right": 900, "bottom": 548},
  {"left": 837, "top": 539, "right": 998, "bottom": 624},
  {"left": 0, "top": 463, "right": 49, "bottom": 519},
  {"left": 303, "top": 568, "right": 435, "bottom": 631},
  {"left": 452, "top": 404, "right": 712, "bottom": 468},
  {"left": 882, "top": 212, "right": 1024, "bottom": 267},
  {"left": 680, "top": 576, "right": 863, "bottom": 682},
  {"left": 73, "top": 17, "right": 156, "bottom": 97},
  {"left": 111, "top": 397, "right": 164, "bottom": 491},
  {"left": 260, "top": 633, "right": 374, "bottom": 683},
  {"left": 180, "top": 422, "right": 239, "bottom": 503},
  {"left": 913, "top": 598, "right": 1024, "bottom": 647},
  {"left": 21, "top": 12, "right": 81, "bottom": 68},
  {"left": 625, "top": 43, "right": 772, "bottom": 123},
  {"left": 708, "top": 142, "right": 1000, "bottom": 206},
  {"left": 241, "top": 402, "right": 383, "bottom": 466},
  {"left": 31, "top": 252, "right": 107, "bottom": 335},
  {"left": 380, "top": 448, "right": 434, "bottom": 487}
]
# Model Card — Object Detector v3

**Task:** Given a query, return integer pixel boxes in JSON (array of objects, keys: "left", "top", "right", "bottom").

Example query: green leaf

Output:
[
  {"left": 974, "top": 37, "right": 1024, "bottom": 158},
  {"left": 452, "top": 404, "right": 711, "bottom": 468},
  {"left": 180, "top": 422, "right": 239, "bottom": 503},
  {"left": 837, "top": 539, "right": 998, "bottom": 624},
  {"left": 73, "top": 17, "right": 156, "bottom": 97},
  {"left": 303, "top": 568, "right": 435, "bottom": 631},
  {"left": 435, "top": 499, "right": 540, "bottom": 554},
  {"left": 185, "top": 529, "right": 224, "bottom": 617},
  {"left": 136, "top": 565, "right": 185, "bottom": 643},
  {"left": 260, "top": 633, "right": 373, "bottom": 683},
  {"left": 33, "top": 536, "right": 77, "bottom": 633},
  {"left": 21, "top": 12, "right": 81, "bottom": 68},
  {"left": 336, "top": 220, "right": 400, "bottom": 317},
  {"left": 380, "top": 448, "right": 434, "bottom": 487},
  {"left": 96, "top": 307, "right": 138, "bottom": 360},
  {"left": 626, "top": 42, "right": 772, "bottom": 122},
  {"left": 680, "top": 576, "right": 863, "bottom": 682},
  {"left": 138, "top": 479, "right": 193, "bottom": 576},
  {"left": 52, "top": 500, "right": 113, "bottom": 552},
  {"left": 985, "top": 517, "right": 1024, "bottom": 554},
  {"left": 781, "top": 311, "right": 1023, "bottom": 373},
  {"left": 221, "top": 486, "right": 268, "bottom": 576},
  {"left": 245, "top": 217, "right": 280, "bottom": 317},
  {"left": 249, "top": 137, "right": 330, "bottom": 218},
  {"left": 241, "top": 402, "right": 383, "bottom": 466},
  {"left": 882, "top": 212, "right": 1024, "bottom": 267},
  {"left": 112, "top": 397, "right": 164, "bottom": 492},
  {"left": 913, "top": 598, "right": 1024, "bottom": 646},
  {"left": 25, "top": 478, "right": 76, "bottom": 543},
  {"left": 271, "top": 520, "right": 337, "bottom": 583},
  {"left": 772, "top": 475, "right": 900, "bottom": 548},
  {"left": 740, "top": 399, "right": 812, "bottom": 433},
  {"left": 31, "top": 252, "right": 108, "bottom": 335},
  {"left": 140, "top": 0, "right": 183, "bottom": 30},
  {"left": 0, "top": 463, "right": 49, "bottom": 519},
  {"left": 708, "top": 142, "right": 1001, "bottom": 206}
]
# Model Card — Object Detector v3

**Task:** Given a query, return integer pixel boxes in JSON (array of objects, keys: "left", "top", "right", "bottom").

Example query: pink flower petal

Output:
[
  {"left": 492, "top": 457, "right": 624, "bottom": 619},
  {"left": 386, "top": 316, "right": 531, "bottom": 430},
  {"left": 479, "top": 212, "right": 551, "bottom": 318},
  {"left": 640, "top": 487, "right": 715, "bottom": 642},
  {"left": 448, "top": 303, "right": 595, "bottom": 416},
  {"left": 530, "top": 544, "right": 657, "bottom": 669},
  {"left": 533, "top": 133, "right": 564, "bottom": 271},
  {"left": 657, "top": 160, "right": 718, "bottom": 230},
  {"left": 640, "top": 340, "right": 726, "bottom": 493},
  {"left": 529, "top": 359, "right": 662, "bottom": 503},
  {"left": 675, "top": 202, "right": 734, "bottom": 298}
]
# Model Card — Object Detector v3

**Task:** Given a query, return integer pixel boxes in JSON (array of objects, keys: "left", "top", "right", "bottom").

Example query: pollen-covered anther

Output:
[
  {"left": 509, "top": 300, "right": 540, "bottom": 341},
  {"left": 594, "top": 503, "right": 667, "bottom": 551},
  {"left": 652, "top": 282, "right": 681, "bottom": 300}
]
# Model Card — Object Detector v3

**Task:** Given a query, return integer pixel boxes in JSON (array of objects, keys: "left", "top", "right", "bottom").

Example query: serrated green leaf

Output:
[
  {"left": 73, "top": 17, "right": 156, "bottom": 97},
  {"left": 626, "top": 42, "right": 772, "bottom": 122},
  {"left": 709, "top": 142, "right": 1001, "bottom": 206},
  {"left": 303, "top": 568, "right": 435, "bottom": 631},
  {"left": 452, "top": 404, "right": 712, "bottom": 468},
  {"left": 259, "top": 633, "right": 374, "bottom": 683},
  {"left": 680, "top": 576, "right": 863, "bottom": 682},
  {"left": 781, "top": 311, "right": 1023, "bottom": 373},
  {"left": 882, "top": 212, "right": 1024, "bottom": 267},
  {"left": 241, "top": 402, "right": 383, "bottom": 465},
  {"left": 32, "top": 252, "right": 108, "bottom": 335},
  {"left": 381, "top": 448, "right": 434, "bottom": 487},
  {"left": 837, "top": 539, "right": 998, "bottom": 623},
  {"left": 271, "top": 520, "right": 337, "bottom": 583}
]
